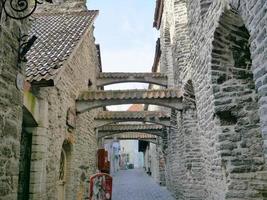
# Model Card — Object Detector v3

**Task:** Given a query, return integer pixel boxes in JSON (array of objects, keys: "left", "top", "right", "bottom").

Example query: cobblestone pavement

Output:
[{"left": 112, "top": 168, "right": 175, "bottom": 200}]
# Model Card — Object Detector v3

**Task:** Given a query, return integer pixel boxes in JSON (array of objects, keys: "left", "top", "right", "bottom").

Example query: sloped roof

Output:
[
  {"left": 98, "top": 72, "right": 166, "bottom": 78},
  {"left": 153, "top": 0, "right": 163, "bottom": 30},
  {"left": 78, "top": 89, "right": 182, "bottom": 101},
  {"left": 104, "top": 132, "right": 157, "bottom": 140},
  {"left": 98, "top": 124, "right": 163, "bottom": 132},
  {"left": 95, "top": 111, "right": 170, "bottom": 120},
  {"left": 26, "top": 10, "right": 99, "bottom": 83},
  {"left": 151, "top": 38, "right": 161, "bottom": 73}
]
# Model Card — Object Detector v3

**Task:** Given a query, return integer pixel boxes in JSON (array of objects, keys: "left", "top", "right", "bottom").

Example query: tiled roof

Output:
[
  {"left": 98, "top": 72, "right": 167, "bottom": 78},
  {"left": 78, "top": 89, "right": 182, "bottom": 101},
  {"left": 95, "top": 111, "right": 170, "bottom": 120},
  {"left": 104, "top": 132, "right": 157, "bottom": 140},
  {"left": 26, "top": 10, "right": 99, "bottom": 83},
  {"left": 96, "top": 72, "right": 168, "bottom": 87},
  {"left": 98, "top": 124, "right": 163, "bottom": 132},
  {"left": 97, "top": 124, "right": 165, "bottom": 138}
]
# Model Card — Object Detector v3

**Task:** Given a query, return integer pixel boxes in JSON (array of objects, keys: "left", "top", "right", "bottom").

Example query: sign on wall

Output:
[{"left": 89, "top": 173, "right": 112, "bottom": 200}]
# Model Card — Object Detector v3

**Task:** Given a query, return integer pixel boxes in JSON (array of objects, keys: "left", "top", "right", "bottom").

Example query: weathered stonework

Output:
[
  {"left": 30, "top": 26, "right": 100, "bottom": 199},
  {"left": 2, "top": 5, "right": 100, "bottom": 199}
]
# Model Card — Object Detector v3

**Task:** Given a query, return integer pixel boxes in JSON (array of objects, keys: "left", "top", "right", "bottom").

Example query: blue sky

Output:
[
  {"left": 87, "top": 1, "right": 158, "bottom": 110},
  {"left": 87, "top": 0, "right": 158, "bottom": 74}
]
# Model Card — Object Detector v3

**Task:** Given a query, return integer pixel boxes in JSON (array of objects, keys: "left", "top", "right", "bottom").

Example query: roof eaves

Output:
[
  {"left": 96, "top": 44, "right": 102, "bottom": 72},
  {"left": 153, "top": 0, "right": 164, "bottom": 30},
  {"left": 151, "top": 38, "right": 161, "bottom": 73}
]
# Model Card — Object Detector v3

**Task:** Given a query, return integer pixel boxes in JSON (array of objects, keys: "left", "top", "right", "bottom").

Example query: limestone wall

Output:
[
  {"left": 0, "top": 8, "right": 29, "bottom": 200},
  {"left": 149, "top": 143, "right": 160, "bottom": 182},
  {"left": 161, "top": 0, "right": 267, "bottom": 199}
]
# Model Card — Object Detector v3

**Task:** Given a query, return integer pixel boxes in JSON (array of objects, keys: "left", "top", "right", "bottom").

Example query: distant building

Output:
[
  {"left": 119, "top": 104, "right": 145, "bottom": 169},
  {"left": 120, "top": 140, "right": 144, "bottom": 169}
]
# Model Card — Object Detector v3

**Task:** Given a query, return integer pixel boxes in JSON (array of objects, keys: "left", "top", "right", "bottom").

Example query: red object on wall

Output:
[
  {"left": 89, "top": 173, "right": 112, "bottom": 200},
  {"left": 97, "top": 149, "right": 110, "bottom": 173}
]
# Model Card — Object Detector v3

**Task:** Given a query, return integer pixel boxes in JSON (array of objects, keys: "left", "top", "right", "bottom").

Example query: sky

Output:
[{"left": 87, "top": 0, "right": 159, "bottom": 110}]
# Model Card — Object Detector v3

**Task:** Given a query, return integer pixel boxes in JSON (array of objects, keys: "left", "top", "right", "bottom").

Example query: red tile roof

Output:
[{"left": 127, "top": 104, "right": 144, "bottom": 111}]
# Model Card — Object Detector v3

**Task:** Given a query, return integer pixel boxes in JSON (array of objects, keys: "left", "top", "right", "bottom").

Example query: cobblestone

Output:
[{"left": 112, "top": 169, "right": 175, "bottom": 200}]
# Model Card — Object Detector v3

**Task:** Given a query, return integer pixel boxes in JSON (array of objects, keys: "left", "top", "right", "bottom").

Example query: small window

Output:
[{"left": 200, "top": 0, "right": 212, "bottom": 17}]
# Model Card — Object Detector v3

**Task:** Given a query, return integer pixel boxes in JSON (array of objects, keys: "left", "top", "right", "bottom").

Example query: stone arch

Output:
[
  {"left": 57, "top": 140, "right": 72, "bottom": 200},
  {"left": 97, "top": 79, "right": 167, "bottom": 87},
  {"left": 228, "top": 0, "right": 267, "bottom": 159},
  {"left": 78, "top": 101, "right": 182, "bottom": 113},
  {"left": 76, "top": 88, "right": 183, "bottom": 113},
  {"left": 211, "top": 8, "right": 266, "bottom": 198}
]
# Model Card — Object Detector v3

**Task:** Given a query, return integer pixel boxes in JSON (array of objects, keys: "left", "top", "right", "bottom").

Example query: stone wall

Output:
[
  {"left": 161, "top": 0, "right": 267, "bottom": 199},
  {"left": 0, "top": 7, "right": 29, "bottom": 200},
  {"left": 150, "top": 143, "right": 160, "bottom": 182},
  {"left": 165, "top": 81, "right": 206, "bottom": 199},
  {"left": 36, "top": 0, "right": 87, "bottom": 13},
  {"left": 160, "top": 0, "right": 190, "bottom": 88},
  {"left": 31, "top": 26, "right": 100, "bottom": 199}
]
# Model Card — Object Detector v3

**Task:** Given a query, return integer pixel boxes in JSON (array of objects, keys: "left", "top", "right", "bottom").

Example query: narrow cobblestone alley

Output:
[{"left": 112, "top": 169, "right": 175, "bottom": 200}]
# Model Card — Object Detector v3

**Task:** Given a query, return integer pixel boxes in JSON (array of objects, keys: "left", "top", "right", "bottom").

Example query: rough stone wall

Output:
[
  {"left": 33, "top": 27, "right": 100, "bottom": 199},
  {"left": 160, "top": 1, "right": 205, "bottom": 199},
  {"left": 158, "top": 136, "right": 167, "bottom": 186},
  {"left": 190, "top": 0, "right": 267, "bottom": 199},
  {"left": 161, "top": 0, "right": 267, "bottom": 199},
  {"left": 180, "top": 107, "right": 206, "bottom": 200},
  {"left": 165, "top": 107, "right": 206, "bottom": 199},
  {"left": 36, "top": 0, "right": 87, "bottom": 13},
  {"left": 160, "top": 0, "right": 175, "bottom": 88},
  {"left": 160, "top": 0, "right": 190, "bottom": 88},
  {"left": 165, "top": 110, "right": 182, "bottom": 196},
  {"left": 0, "top": 8, "right": 29, "bottom": 200}
]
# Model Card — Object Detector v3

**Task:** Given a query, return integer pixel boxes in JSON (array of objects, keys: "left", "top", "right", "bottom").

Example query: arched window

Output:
[
  {"left": 58, "top": 141, "right": 71, "bottom": 200},
  {"left": 59, "top": 148, "right": 67, "bottom": 182},
  {"left": 200, "top": 0, "right": 212, "bottom": 17}
]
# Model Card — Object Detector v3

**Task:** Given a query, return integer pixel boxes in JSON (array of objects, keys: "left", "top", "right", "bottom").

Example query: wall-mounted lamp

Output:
[{"left": 2, "top": 0, "right": 53, "bottom": 20}]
